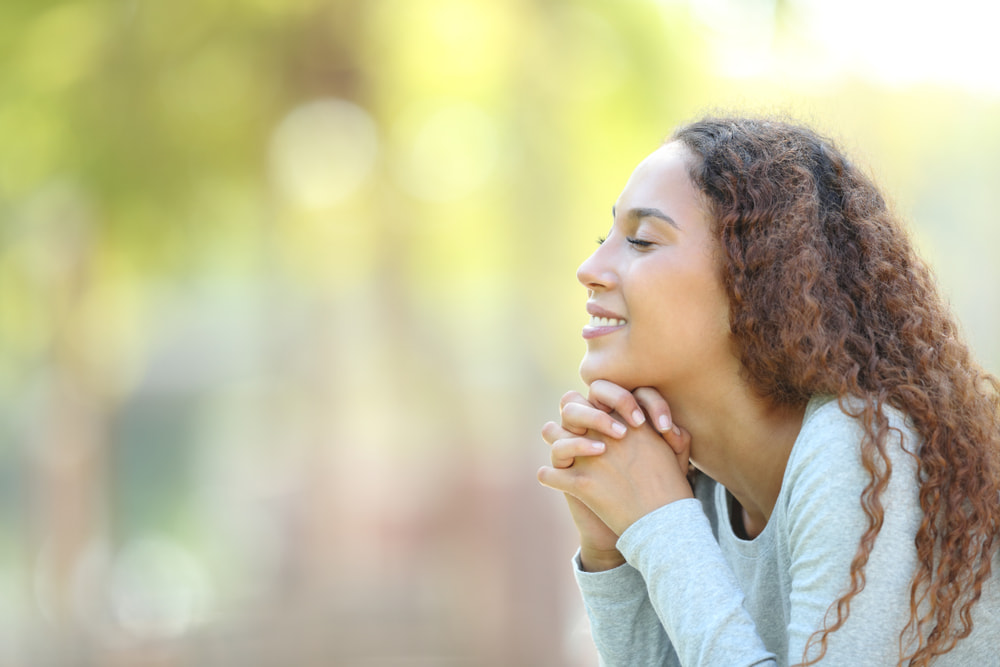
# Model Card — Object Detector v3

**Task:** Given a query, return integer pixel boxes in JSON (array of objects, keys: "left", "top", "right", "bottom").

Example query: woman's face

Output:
[{"left": 577, "top": 142, "right": 733, "bottom": 391}]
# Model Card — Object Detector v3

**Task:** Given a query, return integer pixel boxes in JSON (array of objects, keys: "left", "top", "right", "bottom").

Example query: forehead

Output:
[{"left": 616, "top": 142, "right": 702, "bottom": 216}]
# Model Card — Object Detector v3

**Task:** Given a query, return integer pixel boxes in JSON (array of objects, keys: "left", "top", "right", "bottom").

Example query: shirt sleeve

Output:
[
  {"left": 612, "top": 402, "right": 924, "bottom": 667},
  {"left": 573, "top": 551, "right": 680, "bottom": 666},
  {"left": 618, "top": 501, "right": 777, "bottom": 666}
]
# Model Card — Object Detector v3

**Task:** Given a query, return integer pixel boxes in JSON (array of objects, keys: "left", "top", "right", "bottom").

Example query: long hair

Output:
[{"left": 672, "top": 117, "right": 1000, "bottom": 665}]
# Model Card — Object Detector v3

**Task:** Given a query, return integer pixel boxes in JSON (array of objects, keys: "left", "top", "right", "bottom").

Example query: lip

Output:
[
  {"left": 586, "top": 303, "right": 625, "bottom": 320},
  {"left": 583, "top": 302, "right": 628, "bottom": 340}
]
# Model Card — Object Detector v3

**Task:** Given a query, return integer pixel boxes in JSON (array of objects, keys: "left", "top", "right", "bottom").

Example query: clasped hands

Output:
[{"left": 538, "top": 380, "right": 693, "bottom": 570}]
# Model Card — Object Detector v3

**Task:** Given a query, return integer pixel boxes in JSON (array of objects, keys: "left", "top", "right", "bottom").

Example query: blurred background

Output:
[{"left": 1, "top": 0, "right": 998, "bottom": 664}]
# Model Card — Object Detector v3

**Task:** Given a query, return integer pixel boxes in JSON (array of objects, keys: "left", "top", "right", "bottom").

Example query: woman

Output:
[{"left": 538, "top": 117, "right": 1000, "bottom": 665}]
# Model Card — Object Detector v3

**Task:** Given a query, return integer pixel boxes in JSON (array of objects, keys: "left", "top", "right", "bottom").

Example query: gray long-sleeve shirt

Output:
[{"left": 574, "top": 395, "right": 1000, "bottom": 666}]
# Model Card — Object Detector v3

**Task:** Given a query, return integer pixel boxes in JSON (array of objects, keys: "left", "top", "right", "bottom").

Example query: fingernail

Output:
[
  {"left": 611, "top": 422, "right": 627, "bottom": 437},
  {"left": 632, "top": 409, "right": 645, "bottom": 425},
  {"left": 672, "top": 425, "right": 681, "bottom": 436},
  {"left": 592, "top": 441, "right": 606, "bottom": 453},
  {"left": 658, "top": 415, "right": 671, "bottom": 431}
]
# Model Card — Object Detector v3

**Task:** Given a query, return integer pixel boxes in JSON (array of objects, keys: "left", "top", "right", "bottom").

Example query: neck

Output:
[{"left": 660, "top": 381, "right": 806, "bottom": 538}]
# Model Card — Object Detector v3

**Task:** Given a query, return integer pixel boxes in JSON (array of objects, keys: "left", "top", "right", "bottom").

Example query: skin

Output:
[{"left": 538, "top": 142, "right": 806, "bottom": 571}]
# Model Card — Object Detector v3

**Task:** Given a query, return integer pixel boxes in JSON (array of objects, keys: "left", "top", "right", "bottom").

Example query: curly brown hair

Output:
[{"left": 672, "top": 117, "right": 1000, "bottom": 665}]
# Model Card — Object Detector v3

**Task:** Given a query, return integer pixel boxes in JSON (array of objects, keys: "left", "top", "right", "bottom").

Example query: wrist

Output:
[{"left": 579, "top": 545, "right": 626, "bottom": 572}]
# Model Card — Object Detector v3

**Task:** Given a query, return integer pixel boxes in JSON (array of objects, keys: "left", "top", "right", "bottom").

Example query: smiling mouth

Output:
[{"left": 588, "top": 316, "right": 627, "bottom": 327}]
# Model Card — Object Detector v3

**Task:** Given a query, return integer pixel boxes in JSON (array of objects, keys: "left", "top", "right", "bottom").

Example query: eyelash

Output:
[{"left": 596, "top": 236, "right": 652, "bottom": 248}]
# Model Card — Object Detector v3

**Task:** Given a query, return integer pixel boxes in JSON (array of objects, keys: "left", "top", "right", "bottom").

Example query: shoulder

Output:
[
  {"left": 779, "top": 395, "right": 923, "bottom": 529},
  {"left": 785, "top": 396, "right": 862, "bottom": 492},
  {"left": 789, "top": 395, "right": 920, "bottom": 478}
]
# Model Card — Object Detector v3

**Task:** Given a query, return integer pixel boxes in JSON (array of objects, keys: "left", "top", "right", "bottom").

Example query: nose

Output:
[{"left": 576, "top": 242, "right": 616, "bottom": 291}]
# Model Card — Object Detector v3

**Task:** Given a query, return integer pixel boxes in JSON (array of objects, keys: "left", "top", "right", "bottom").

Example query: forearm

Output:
[
  {"left": 574, "top": 551, "right": 679, "bottom": 666},
  {"left": 620, "top": 501, "right": 776, "bottom": 667}
]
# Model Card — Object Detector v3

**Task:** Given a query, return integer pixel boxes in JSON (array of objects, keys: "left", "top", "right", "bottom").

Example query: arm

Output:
[
  {"left": 541, "top": 383, "right": 779, "bottom": 666},
  {"left": 623, "top": 401, "right": 926, "bottom": 666},
  {"left": 574, "top": 553, "right": 681, "bottom": 666},
  {"left": 540, "top": 383, "right": 688, "bottom": 665},
  {"left": 618, "top": 501, "right": 777, "bottom": 666},
  {"left": 542, "top": 388, "right": 912, "bottom": 664},
  {"left": 574, "top": 469, "right": 718, "bottom": 667}
]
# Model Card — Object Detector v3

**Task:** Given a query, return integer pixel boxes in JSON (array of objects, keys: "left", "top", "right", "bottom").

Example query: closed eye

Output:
[
  {"left": 627, "top": 237, "right": 653, "bottom": 248},
  {"left": 596, "top": 236, "right": 606, "bottom": 245}
]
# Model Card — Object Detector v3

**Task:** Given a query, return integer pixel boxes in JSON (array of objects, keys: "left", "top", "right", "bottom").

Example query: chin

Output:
[{"left": 579, "top": 357, "right": 639, "bottom": 391}]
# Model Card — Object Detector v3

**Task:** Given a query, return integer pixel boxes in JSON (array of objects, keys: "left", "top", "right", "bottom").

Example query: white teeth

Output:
[{"left": 590, "top": 316, "right": 626, "bottom": 327}]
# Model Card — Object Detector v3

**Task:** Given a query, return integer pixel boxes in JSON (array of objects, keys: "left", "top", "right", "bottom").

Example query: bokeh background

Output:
[{"left": 1, "top": 0, "right": 998, "bottom": 664}]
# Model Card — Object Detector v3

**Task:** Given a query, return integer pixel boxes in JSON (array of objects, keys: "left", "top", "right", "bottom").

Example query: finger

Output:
[
  {"left": 587, "top": 380, "right": 646, "bottom": 427},
  {"left": 558, "top": 391, "right": 603, "bottom": 435},
  {"left": 560, "top": 402, "right": 628, "bottom": 440},
  {"left": 559, "top": 390, "right": 593, "bottom": 412},
  {"left": 551, "top": 436, "right": 606, "bottom": 468},
  {"left": 537, "top": 464, "right": 588, "bottom": 498},
  {"left": 662, "top": 422, "right": 690, "bottom": 455},
  {"left": 537, "top": 465, "right": 565, "bottom": 492},
  {"left": 663, "top": 424, "right": 692, "bottom": 475},
  {"left": 542, "top": 420, "right": 574, "bottom": 445},
  {"left": 538, "top": 465, "right": 607, "bottom": 519},
  {"left": 633, "top": 387, "right": 673, "bottom": 432}
]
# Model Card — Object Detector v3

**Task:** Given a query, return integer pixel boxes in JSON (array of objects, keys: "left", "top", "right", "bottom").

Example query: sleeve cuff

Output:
[{"left": 572, "top": 548, "right": 648, "bottom": 601}]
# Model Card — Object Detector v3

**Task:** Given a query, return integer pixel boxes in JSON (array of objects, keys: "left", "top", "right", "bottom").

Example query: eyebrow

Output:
[{"left": 612, "top": 206, "right": 680, "bottom": 229}]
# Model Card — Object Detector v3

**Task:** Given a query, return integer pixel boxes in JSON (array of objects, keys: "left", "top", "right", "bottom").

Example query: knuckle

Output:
[
  {"left": 572, "top": 472, "right": 593, "bottom": 495},
  {"left": 635, "top": 386, "right": 668, "bottom": 409},
  {"left": 560, "top": 391, "right": 584, "bottom": 409},
  {"left": 592, "top": 378, "right": 624, "bottom": 398},
  {"left": 611, "top": 389, "right": 637, "bottom": 409},
  {"left": 633, "top": 387, "right": 666, "bottom": 404},
  {"left": 589, "top": 380, "right": 625, "bottom": 407},
  {"left": 541, "top": 422, "right": 561, "bottom": 443},
  {"left": 550, "top": 439, "right": 569, "bottom": 458},
  {"left": 612, "top": 392, "right": 635, "bottom": 411},
  {"left": 560, "top": 404, "right": 581, "bottom": 425},
  {"left": 561, "top": 403, "right": 594, "bottom": 428},
  {"left": 561, "top": 402, "right": 581, "bottom": 417}
]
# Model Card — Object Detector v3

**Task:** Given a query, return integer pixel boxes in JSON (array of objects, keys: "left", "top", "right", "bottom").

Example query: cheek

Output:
[{"left": 640, "top": 272, "right": 729, "bottom": 353}]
